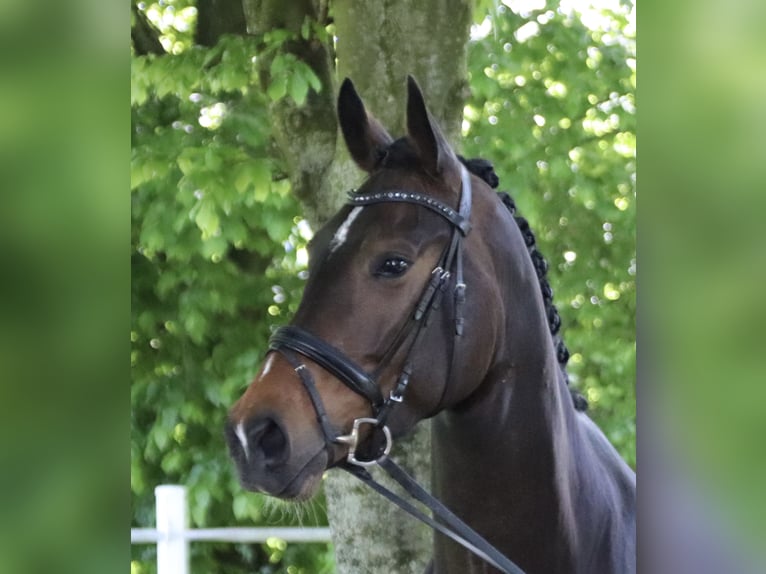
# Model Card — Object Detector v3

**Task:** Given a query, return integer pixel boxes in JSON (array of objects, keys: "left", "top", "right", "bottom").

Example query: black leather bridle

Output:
[{"left": 268, "top": 166, "right": 525, "bottom": 574}]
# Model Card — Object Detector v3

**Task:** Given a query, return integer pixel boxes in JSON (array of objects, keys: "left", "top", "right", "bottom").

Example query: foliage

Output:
[
  {"left": 131, "top": 6, "right": 327, "bottom": 573},
  {"left": 131, "top": 0, "right": 635, "bottom": 571},
  {"left": 464, "top": 0, "right": 636, "bottom": 464}
]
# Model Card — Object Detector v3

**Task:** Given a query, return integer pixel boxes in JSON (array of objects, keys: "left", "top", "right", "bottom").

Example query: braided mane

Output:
[{"left": 459, "top": 156, "right": 588, "bottom": 412}]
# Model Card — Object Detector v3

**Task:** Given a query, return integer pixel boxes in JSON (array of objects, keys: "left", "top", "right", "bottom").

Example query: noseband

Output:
[{"left": 267, "top": 166, "right": 525, "bottom": 574}]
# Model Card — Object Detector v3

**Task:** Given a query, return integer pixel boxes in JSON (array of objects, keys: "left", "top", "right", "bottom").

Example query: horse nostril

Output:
[
  {"left": 247, "top": 417, "right": 288, "bottom": 466},
  {"left": 260, "top": 421, "right": 287, "bottom": 464}
]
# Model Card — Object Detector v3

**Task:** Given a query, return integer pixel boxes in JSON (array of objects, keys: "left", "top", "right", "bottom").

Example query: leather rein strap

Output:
[
  {"left": 268, "top": 166, "right": 525, "bottom": 574},
  {"left": 346, "top": 459, "right": 525, "bottom": 574}
]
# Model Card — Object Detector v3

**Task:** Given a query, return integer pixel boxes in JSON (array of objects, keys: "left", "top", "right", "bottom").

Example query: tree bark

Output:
[
  {"left": 242, "top": 0, "right": 339, "bottom": 225},
  {"left": 332, "top": 0, "right": 471, "bottom": 140},
  {"left": 131, "top": 3, "right": 165, "bottom": 56},
  {"left": 195, "top": 0, "right": 247, "bottom": 46},
  {"left": 321, "top": 4, "right": 472, "bottom": 573},
  {"left": 242, "top": 1, "right": 472, "bottom": 571}
]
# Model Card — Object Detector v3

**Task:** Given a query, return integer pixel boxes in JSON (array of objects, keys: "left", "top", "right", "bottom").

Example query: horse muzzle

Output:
[{"left": 225, "top": 414, "right": 328, "bottom": 500}]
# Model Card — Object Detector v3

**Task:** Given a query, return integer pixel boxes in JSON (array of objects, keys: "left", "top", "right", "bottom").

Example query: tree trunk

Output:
[
  {"left": 242, "top": 1, "right": 472, "bottom": 571},
  {"left": 131, "top": 3, "right": 165, "bottom": 55},
  {"left": 195, "top": 0, "right": 247, "bottom": 46}
]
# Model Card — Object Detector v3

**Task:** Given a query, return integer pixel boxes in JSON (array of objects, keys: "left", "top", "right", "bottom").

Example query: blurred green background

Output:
[{"left": 641, "top": 0, "right": 766, "bottom": 564}]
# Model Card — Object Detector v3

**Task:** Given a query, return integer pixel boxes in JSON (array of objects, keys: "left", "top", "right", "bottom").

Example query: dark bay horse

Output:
[{"left": 226, "top": 77, "right": 635, "bottom": 573}]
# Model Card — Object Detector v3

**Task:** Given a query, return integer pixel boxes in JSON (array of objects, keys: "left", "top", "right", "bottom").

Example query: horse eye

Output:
[{"left": 375, "top": 256, "right": 411, "bottom": 278}]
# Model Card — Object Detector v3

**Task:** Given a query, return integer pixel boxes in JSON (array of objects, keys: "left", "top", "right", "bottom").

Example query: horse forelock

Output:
[
  {"left": 379, "top": 137, "right": 421, "bottom": 170},
  {"left": 376, "top": 138, "right": 462, "bottom": 190}
]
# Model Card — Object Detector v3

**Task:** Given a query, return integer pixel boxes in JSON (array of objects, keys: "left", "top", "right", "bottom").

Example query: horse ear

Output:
[
  {"left": 406, "top": 75, "right": 455, "bottom": 175},
  {"left": 337, "top": 78, "right": 393, "bottom": 172}
]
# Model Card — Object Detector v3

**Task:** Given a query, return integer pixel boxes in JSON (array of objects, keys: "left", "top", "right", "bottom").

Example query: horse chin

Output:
[
  {"left": 278, "top": 467, "right": 325, "bottom": 501},
  {"left": 259, "top": 448, "right": 328, "bottom": 502}
]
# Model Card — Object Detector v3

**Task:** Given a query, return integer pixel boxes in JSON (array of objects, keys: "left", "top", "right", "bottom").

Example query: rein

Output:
[{"left": 269, "top": 166, "right": 525, "bottom": 574}]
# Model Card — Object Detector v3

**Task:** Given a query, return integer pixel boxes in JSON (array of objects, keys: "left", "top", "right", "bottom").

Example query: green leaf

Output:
[
  {"left": 264, "top": 215, "right": 291, "bottom": 242},
  {"left": 289, "top": 73, "right": 309, "bottom": 106},
  {"left": 263, "top": 29, "right": 292, "bottom": 51},
  {"left": 251, "top": 159, "right": 271, "bottom": 201},
  {"left": 191, "top": 489, "right": 211, "bottom": 526},
  {"left": 131, "top": 457, "right": 146, "bottom": 494},
  {"left": 153, "top": 425, "right": 170, "bottom": 451},
  {"left": 200, "top": 235, "right": 227, "bottom": 260},
  {"left": 183, "top": 308, "right": 207, "bottom": 344},
  {"left": 202, "top": 43, "right": 224, "bottom": 68},
  {"left": 205, "top": 148, "right": 223, "bottom": 171},
  {"left": 195, "top": 200, "right": 220, "bottom": 239},
  {"left": 270, "top": 53, "right": 287, "bottom": 75},
  {"left": 234, "top": 164, "right": 250, "bottom": 194},
  {"left": 225, "top": 218, "right": 248, "bottom": 244},
  {"left": 267, "top": 76, "right": 287, "bottom": 101},
  {"left": 233, "top": 494, "right": 250, "bottom": 520},
  {"left": 178, "top": 148, "right": 203, "bottom": 176},
  {"left": 131, "top": 159, "right": 147, "bottom": 189},
  {"left": 161, "top": 450, "right": 184, "bottom": 474},
  {"left": 304, "top": 67, "right": 322, "bottom": 92}
]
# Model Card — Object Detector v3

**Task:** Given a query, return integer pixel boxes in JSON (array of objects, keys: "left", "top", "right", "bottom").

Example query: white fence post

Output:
[
  {"left": 155, "top": 485, "right": 189, "bottom": 574},
  {"left": 131, "top": 484, "right": 333, "bottom": 572}
]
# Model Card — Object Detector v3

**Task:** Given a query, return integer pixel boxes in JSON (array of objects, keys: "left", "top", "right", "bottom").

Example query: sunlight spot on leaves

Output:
[
  {"left": 502, "top": 0, "right": 546, "bottom": 17},
  {"left": 471, "top": 17, "right": 493, "bottom": 41},
  {"left": 604, "top": 283, "right": 621, "bottom": 301},
  {"left": 514, "top": 21, "right": 540, "bottom": 43},
  {"left": 545, "top": 80, "right": 568, "bottom": 99},
  {"left": 198, "top": 102, "right": 227, "bottom": 130},
  {"left": 614, "top": 196, "right": 630, "bottom": 211}
]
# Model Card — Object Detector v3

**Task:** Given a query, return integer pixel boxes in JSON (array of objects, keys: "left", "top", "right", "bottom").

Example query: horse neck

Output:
[
  {"left": 432, "top": 325, "right": 582, "bottom": 548},
  {"left": 437, "top": 194, "right": 582, "bottom": 485},
  {"left": 431, "top": 200, "right": 584, "bottom": 570}
]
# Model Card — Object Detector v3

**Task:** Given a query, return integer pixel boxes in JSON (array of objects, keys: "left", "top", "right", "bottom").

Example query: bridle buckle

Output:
[{"left": 335, "top": 417, "right": 392, "bottom": 467}]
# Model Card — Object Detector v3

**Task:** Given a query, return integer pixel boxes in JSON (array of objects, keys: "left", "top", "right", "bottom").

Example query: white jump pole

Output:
[{"left": 155, "top": 485, "right": 189, "bottom": 574}]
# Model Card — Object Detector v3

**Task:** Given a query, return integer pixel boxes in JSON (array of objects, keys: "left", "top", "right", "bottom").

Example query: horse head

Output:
[{"left": 226, "top": 78, "right": 501, "bottom": 500}]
